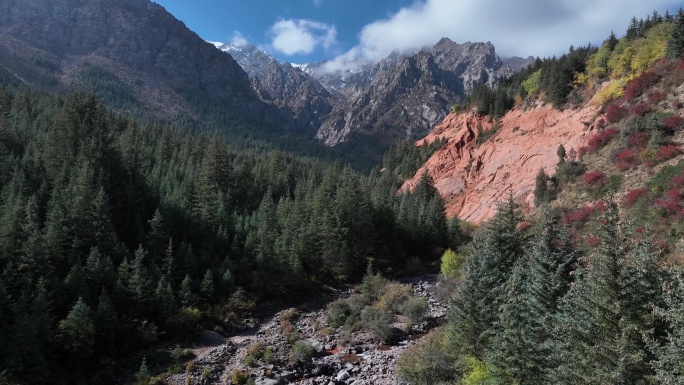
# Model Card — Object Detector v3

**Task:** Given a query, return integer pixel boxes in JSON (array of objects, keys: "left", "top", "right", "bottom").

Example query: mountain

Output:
[
  {"left": 215, "top": 41, "right": 337, "bottom": 134},
  {"left": 314, "top": 39, "right": 514, "bottom": 146},
  {"left": 0, "top": 0, "right": 273, "bottom": 126}
]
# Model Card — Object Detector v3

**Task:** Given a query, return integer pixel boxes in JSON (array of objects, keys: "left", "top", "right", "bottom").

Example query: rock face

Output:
[
  {"left": 217, "top": 42, "right": 337, "bottom": 134},
  {"left": 403, "top": 101, "right": 602, "bottom": 223},
  {"left": 0, "top": 0, "right": 271, "bottom": 123},
  {"left": 314, "top": 39, "right": 513, "bottom": 146},
  {"left": 234, "top": 38, "right": 517, "bottom": 147}
]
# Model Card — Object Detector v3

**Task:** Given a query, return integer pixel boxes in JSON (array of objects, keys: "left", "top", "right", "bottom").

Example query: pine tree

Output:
[
  {"left": 551, "top": 202, "right": 664, "bottom": 384},
  {"left": 59, "top": 297, "right": 96, "bottom": 360},
  {"left": 534, "top": 168, "right": 549, "bottom": 206},
  {"left": 666, "top": 8, "right": 684, "bottom": 59},
  {"left": 651, "top": 266, "right": 684, "bottom": 383}
]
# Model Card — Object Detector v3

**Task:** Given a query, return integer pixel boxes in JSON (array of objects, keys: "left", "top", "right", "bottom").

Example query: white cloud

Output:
[
  {"left": 270, "top": 19, "right": 337, "bottom": 56},
  {"left": 326, "top": 0, "right": 681, "bottom": 71},
  {"left": 230, "top": 31, "right": 248, "bottom": 46}
]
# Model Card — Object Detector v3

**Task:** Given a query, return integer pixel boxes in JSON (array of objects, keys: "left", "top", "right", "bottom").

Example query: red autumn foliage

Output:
[
  {"left": 625, "top": 71, "right": 660, "bottom": 99},
  {"left": 654, "top": 189, "right": 684, "bottom": 217},
  {"left": 677, "top": 59, "right": 684, "bottom": 72},
  {"left": 614, "top": 148, "right": 641, "bottom": 171},
  {"left": 650, "top": 144, "right": 682, "bottom": 165},
  {"left": 662, "top": 115, "right": 684, "bottom": 131},
  {"left": 586, "top": 235, "right": 601, "bottom": 248},
  {"left": 623, "top": 187, "right": 648, "bottom": 208},
  {"left": 649, "top": 90, "right": 666, "bottom": 104},
  {"left": 586, "top": 127, "right": 619, "bottom": 153},
  {"left": 561, "top": 201, "right": 607, "bottom": 226},
  {"left": 595, "top": 118, "right": 606, "bottom": 130},
  {"left": 517, "top": 221, "right": 532, "bottom": 231},
  {"left": 605, "top": 104, "right": 628, "bottom": 123},
  {"left": 631, "top": 102, "right": 651, "bottom": 116},
  {"left": 582, "top": 169, "right": 607, "bottom": 185},
  {"left": 627, "top": 132, "right": 649, "bottom": 148}
]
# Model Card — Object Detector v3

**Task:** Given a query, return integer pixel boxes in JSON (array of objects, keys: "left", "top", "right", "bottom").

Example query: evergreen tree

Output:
[
  {"left": 666, "top": 8, "right": 684, "bottom": 59},
  {"left": 534, "top": 168, "right": 549, "bottom": 206},
  {"left": 652, "top": 265, "right": 684, "bottom": 383},
  {"left": 58, "top": 297, "right": 96, "bottom": 361},
  {"left": 551, "top": 202, "right": 664, "bottom": 384}
]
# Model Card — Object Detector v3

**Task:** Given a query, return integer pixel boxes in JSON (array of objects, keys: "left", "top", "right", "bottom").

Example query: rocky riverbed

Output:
[{"left": 165, "top": 275, "right": 447, "bottom": 385}]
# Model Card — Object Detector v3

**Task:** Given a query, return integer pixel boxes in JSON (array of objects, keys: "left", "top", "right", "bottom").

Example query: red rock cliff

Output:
[{"left": 403, "top": 102, "right": 602, "bottom": 223}]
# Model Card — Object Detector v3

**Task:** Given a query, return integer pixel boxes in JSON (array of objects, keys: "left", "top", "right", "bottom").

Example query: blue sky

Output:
[{"left": 154, "top": 0, "right": 682, "bottom": 68}]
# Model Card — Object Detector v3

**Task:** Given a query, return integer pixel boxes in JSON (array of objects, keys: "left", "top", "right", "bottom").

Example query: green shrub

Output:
[
  {"left": 400, "top": 296, "right": 428, "bottom": 325},
  {"left": 263, "top": 346, "right": 275, "bottom": 363},
  {"left": 378, "top": 283, "right": 411, "bottom": 313},
  {"left": 289, "top": 340, "right": 315, "bottom": 364},
  {"left": 440, "top": 248, "right": 464, "bottom": 280},
  {"left": 397, "top": 329, "right": 455, "bottom": 385},
  {"left": 361, "top": 305, "right": 394, "bottom": 342},
  {"left": 230, "top": 369, "right": 250, "bottom": 385},
  {"left": 243, "top": 355, "right": 255, "bottom": 367},
  {"left": 327, "top": 299, "right": 352, "bottom": 327}
]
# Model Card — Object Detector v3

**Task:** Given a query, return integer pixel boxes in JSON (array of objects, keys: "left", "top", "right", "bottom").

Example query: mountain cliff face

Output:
[
  {"left": 402, "top": 100, "right": 601, "bottom": 223},
  {"left": 0, "top": 0, "right": 270, "bottom": 123},
  {"left": 217, "top": 42, "right": 337, "bottom": 134},
  {"left": 314, "top": 40, "right": 513, "bottom": 146}
]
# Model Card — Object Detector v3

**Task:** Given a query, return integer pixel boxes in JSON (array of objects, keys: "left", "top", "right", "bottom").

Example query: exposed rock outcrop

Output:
[
  {"left": 218, "top": 42, "right": 338, "bottom": 134},
  {"left": 403, "top": 102, "right": 602, "bottom": 223},
  {"left": 314, "top": 40, "right": 514, "bottom": 146}
]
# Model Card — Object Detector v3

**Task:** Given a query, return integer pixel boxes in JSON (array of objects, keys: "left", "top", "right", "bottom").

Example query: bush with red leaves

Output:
[
  {"left": 655, "top": 189, "right": 684, "bottom": 217},
  {"left": 623, "top": 187, "right": 648, "bottom": 208},
  {"left": 649, "top": 91, "right": 666, "bottom": 104},
  {"left": 648, "top": 144, "right": 682, "bottom": 166},
  {"left": 605, "top": 104, "right": 628, "bottom": 123},
  {"left": 631, "top": 102, "right": 651, "bottom": 116},
  {"left": 561, "top": 201, "right": 607, "bottom": 226},
  {"left": 662, "top": 115, "right": 684, "bottom": 132},
  {"left": 583, "top": 169, "right": 607, "bottom": 185},
  {"left": 625, "top": 71, "right": 660, "bottom": 99},
  {"left": 586, "top": 235, "right": 601, "bottom": 248},
  {"left": 627, "top": 132, "right": 649, "bottom": 148},
  {"left": 677, "top": 59, "right": 684, "bottom": 72},
  {"left": 614, "top": 148, "right": 641, "bottom": 171},
  {"left": 586, "top": 127, "right": 619, "bottom": 153}
]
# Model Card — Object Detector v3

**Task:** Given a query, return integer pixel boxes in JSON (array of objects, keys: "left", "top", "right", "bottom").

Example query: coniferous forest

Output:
[
  {"left": 0, "top": 87, "right": 452, "bottom": 384},
  {"left": 2, "top": 6, "right": 684, "bottom": 385}
]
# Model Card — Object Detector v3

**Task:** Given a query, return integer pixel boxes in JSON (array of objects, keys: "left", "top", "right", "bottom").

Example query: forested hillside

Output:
[
  {"left": 0, "top": 87, "right": 453, "bottom": 384},
  {"left": 397, "top": 9, "right": 684, "bottom": 385}
]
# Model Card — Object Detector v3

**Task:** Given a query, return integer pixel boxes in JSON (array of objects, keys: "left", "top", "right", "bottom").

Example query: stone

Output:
[{"left": 403, "top": 103, "right": 598, "bottom": 224}]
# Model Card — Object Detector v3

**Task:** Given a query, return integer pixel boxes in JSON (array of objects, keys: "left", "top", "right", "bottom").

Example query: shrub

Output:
[
  {"left": 625, "top": 71, "right": 660, "bottom": 99},
  {"left": 288, "top": 340, "right": 315, "bottom": 364},
  {"left": 230, "top": 369, "right": 250, "bottom": 385},
  {"left": 378, "top": 283, "right": 411, "bottom": 313},
  {"left": 606, "top": 104, "right": 628, "bottom": 123},
  {"left": 440, "top": 248, "right": 464, "bottom": 280},
  {"left": 631, "top": 102, "right": 651, "bottom": 116},
  {"left": 562, "top": 201, "right": 606, "bottom": 226},
  {"left": 360, "top": 271, "right": 388, "bottom": 305},
  {"left": 650, "top": 144, "right": 682, "bottom": 165},
  {"left": 583, "top": 169, "right": 607, "bottom": 185},
  {"left": 327, "top": 299, "right": 351, "bottom": 328},
  {"left": 662, "top": 115, "right": 684, "bottom": 131},
  {"left": 627, "top": 132, "right": 650, "bottom": 148},
  {"left": 279, "top": 308, "right": 297, "bottom": 322},
  {"left": 360, "top": 305, "right": 394, "bottom": 342},
  {"left": 655, "top": 189, "right": 683, "bottom": 216},
  {"left": 396, "top": 329, "right": 455, "bottom": 385},
  {"left": 201, "top": 366, "right": 211, "bottom": 379},
  {"left": 400, "top": 297, "right": 428, "bottom": 325},
  {"left": 586, "top": 127, "right": 619, "bottom": 153},
  {"left": 649, "top": 90, "right": 666, "bottom": 104},
  {"left": 263, "top": 346, "right": 275, "bottom": 363},
  {"left": 623, "top": 188, "right": 648, "bottom": 208},
  {"left": 614, "top": 148, "right": 641, "bottom": 171},
  {"left": 246, "top": 342, "right": 263, "bottom": 359},
  {"left": 243, "top": 355, "right": 255, "bottom": 367}
]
